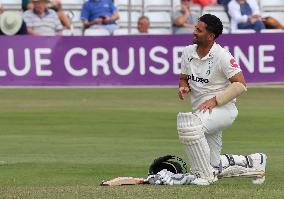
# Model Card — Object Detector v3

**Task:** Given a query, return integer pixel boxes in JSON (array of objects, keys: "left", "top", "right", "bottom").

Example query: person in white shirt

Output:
[
  {"left": 175, "top": 14, "right": 266, "bottom": 185},
  {"left": 228, "top": 0, "right": 265, "bottom": 32}
]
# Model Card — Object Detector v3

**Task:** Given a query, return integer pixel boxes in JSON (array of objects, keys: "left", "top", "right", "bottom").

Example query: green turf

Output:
[{"left": 0, "top": 88, "right": 283, "bottom": 199}]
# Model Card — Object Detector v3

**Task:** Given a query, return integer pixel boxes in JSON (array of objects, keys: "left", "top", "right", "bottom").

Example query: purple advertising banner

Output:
[{"left": 0, "top": 33, "right": 283, "bottom": 86}]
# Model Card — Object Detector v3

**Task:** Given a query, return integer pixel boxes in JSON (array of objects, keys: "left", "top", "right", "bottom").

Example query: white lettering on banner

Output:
[
  {"left": 149, "top": 46, "right": 169, "bottom": 75},
  {"left": 65, "top": 48, "right": 88, "bottom": 76},
  {"left": 112, "top": 47, "right": 135, "bottom": 75},
  {"left": 8, "top": 48, "right": 31, "bottom": 76},
  {"left": 234, "top": 46, "right": 254, "bottom": 73},
  {"left": 139, "top": 47, "right": 146, "bottom": 75},
  {"left": 35, "top": 48, "right": 52, "bottom": 76},
  {"left": 0, "top": 44, "right": 277, "bottom": 79},
  {"left": 92, "top": 48, "right": 110, "bottom": 76},
  {"left": 173, "top": 46, "right": 184, "bottom": 74},
  {"left": 259, "top": 45, "right": 275, "bottom": 73},
  {"left": 0, "top": 68, "right": 6, "bottom": 76}
]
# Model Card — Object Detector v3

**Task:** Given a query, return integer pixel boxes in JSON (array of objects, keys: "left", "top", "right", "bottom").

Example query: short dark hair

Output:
[{"left": 199, "top": 14, "right": 223, "bottom": 39}]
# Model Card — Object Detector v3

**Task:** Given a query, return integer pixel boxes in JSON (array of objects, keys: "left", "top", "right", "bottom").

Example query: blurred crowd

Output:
[{"left": 0, "top": 0, "right": 283, "bottom": 36}]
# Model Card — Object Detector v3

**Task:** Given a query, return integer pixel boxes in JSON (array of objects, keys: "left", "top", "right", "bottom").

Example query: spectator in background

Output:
[
  {"left": 22, "top": 0, "right": 71, "bottom": 29},
  {"left": 23, "top": 0, "right": 63, "bottom": 35},
  {"left": 192, "top": 0, "right": 217, "bottom": 7},
  {"left": 81, "top": 0, "right": 119, "bottom": 34},
  {"left": 22, "top": 0, "right": 33, "bottom": 11},
  {"left": 137, "top": 16, "right": 149, "bottom": 34},
  {"left": 217, "top": 0, "right": 231, "bottom": 12},
  {"left": 173, "top": 0, "right": 199, "bottom": 34},
  {"left": 228, "top": 0, "right": 265, "bottom": 32},
  {"left": 48, "top": 0, "right": 71, "bottom": 29},
  {"left": 0, "top": 11, "right": 28, "bottom": 35}
]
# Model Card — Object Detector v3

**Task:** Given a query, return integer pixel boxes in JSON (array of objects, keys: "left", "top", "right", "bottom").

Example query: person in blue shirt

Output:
[{"left": 81, "top": 0, "right": 119, "bottom": 34}]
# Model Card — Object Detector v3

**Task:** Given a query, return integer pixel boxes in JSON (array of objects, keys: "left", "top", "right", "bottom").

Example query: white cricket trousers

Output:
[{"left": 195, "top": 102, "right": 238, "bottom": 168}]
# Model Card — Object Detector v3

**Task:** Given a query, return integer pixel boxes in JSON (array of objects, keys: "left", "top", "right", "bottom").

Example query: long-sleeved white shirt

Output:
[{"left": 228, "top": 0, "right": 261, "bottom": 32}]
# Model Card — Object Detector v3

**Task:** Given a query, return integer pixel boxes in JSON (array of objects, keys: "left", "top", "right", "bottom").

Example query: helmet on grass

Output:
[{"left": 148, "top": 155, "right": 188, "bottom": 175}]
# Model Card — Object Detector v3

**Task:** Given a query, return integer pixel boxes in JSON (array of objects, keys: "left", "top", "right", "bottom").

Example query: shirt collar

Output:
[
  {"left": 192, "top": 42, "right": 217, "bottom": 60},
  {"left": 33, "top": 8, "right": 49, "bottom": 16}
]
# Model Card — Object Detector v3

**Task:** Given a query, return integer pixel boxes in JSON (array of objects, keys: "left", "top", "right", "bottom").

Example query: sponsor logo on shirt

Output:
[
  {"left": 188, "top": 74, "right": 209, "bottom": 84},
  {"left": 230, "top": 58, "right": 239, "bottom": 68}
]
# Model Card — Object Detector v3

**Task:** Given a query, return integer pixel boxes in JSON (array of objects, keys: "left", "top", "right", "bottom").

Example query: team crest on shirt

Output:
[
  {"left": 230, "top": 58, "right": 239, "bottom": 68},
  {"left": 206, "top": 60, "right": 213, "bottom": 75}
]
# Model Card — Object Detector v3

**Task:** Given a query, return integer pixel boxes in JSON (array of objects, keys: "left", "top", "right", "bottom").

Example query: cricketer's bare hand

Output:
[
  {"left": 178, "top": 86, "right": 190, "bottom": 100},
  {"left": 197, "top": 97, "right": 217, "bottom": 113}
]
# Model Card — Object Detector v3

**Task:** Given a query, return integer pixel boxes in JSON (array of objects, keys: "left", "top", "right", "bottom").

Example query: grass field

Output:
[{"left": 0, "top": 87, "right": 283, "bottom": 199}]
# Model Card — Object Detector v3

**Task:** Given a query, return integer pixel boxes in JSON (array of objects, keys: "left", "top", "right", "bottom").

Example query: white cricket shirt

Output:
[{"left": 181, "top": 42, "right": 242, "bottom": 111}]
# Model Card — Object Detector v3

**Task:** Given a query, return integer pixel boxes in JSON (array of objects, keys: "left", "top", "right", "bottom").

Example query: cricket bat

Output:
[{"left": 101, "top": 177, "right": 148, "bottom": 186}]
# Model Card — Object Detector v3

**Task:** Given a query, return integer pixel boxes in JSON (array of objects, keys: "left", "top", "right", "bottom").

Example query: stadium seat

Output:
[
  {"left": 188, "top": 4, "right": 202, "bottom": 17},
  {"left": 0, "top": 0, "right": 21, "bottom": 10},
  {"left": 62, "top": 29, "right": 73, "bottom": 36},
  {"left": 144, "top": 11, "right": 172, "bottom": 29},
  {"left": 222, "top": 28, "right": 230, "bottom": 34},
  {"left": 66, "top": 10, "right": 83, "bottom": 28},
  {"left": 231, "top": 29, "right": 256, "bottom": 34},
  {"left": 117, "top": 11, "right": 141, "bottom": 28},
  {"left": 62, "top": 27, "right": 84, "bottom": 36},
  {"left": 260, "top": 29, "right": 284, "bottom": 33},
  {"left": 144, "top": 0, "right": 172, "bottom": 12},
  {"left": 260, "top": 0, "right": 284, "bottom": 12},
  {"left": 84, "top": 28, "right": 111, "bottom": 36},
  {"left": 61, "top": 0, "right": 84, "bottom": 10},
  {"left": 202, "top": 5, "right": 225, "bottom": 12},
  {"left": 115, "top": 0, "right": 143, "bottom": 12},
  {"left": 113, "top": 28, "right": 139, "bottom": 35},
  {"left": 72, "top": 28, "right": 83, "bottom": 36},
  {"left": 148, "top": 28, "right": 172, "bottom": 35},
  {"left": 173, "top": 0, "right": 181, "bottom": 8}
]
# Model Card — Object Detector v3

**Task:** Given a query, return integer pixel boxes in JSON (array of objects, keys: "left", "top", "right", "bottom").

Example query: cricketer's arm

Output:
[{"left": 178, "top": 74, "right": 190, "bottom": 100}]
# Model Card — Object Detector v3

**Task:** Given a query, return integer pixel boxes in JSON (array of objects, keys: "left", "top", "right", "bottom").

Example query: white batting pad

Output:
[
  {"left": 177, "top": 112, "right": 215, "bottom": 182},
  {"left": 219, "top": 153, "right": 267, "bottom": 184}
]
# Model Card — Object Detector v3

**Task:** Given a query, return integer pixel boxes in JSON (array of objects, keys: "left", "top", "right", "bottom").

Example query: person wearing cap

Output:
[
  {"left": 81, "top": 0, "right": 120, "bottom": 34},
  {"left": 23, "top": 0, "right": 63, "bottom": 35},
  {"left": 0, "top": 11, "right": 28, "bottom": 35}
]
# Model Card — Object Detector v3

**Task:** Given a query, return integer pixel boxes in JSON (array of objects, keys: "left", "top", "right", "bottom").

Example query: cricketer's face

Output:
[{"left": 193, "top": 21, "right": 212, "bottom": 45}]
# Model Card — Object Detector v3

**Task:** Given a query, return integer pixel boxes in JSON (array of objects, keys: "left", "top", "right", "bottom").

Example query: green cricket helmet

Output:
[{"left": 148, "top": 155, "right": 188, "bottom": 175}]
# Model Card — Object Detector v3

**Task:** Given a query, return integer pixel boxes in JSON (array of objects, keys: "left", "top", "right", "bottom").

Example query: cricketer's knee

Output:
[{"left": 177, "top": 112, "right": 216, "bottom": 183}]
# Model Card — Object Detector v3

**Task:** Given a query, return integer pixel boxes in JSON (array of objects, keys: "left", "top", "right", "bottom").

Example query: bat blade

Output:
[{"left": 101, "top": 177, "right": 147, "bottom": 186}]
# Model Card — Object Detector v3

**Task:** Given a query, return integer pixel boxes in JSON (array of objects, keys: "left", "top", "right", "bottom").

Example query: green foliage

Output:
[{"left": 0, "top": 88, "right": 283, "bottom": 198}]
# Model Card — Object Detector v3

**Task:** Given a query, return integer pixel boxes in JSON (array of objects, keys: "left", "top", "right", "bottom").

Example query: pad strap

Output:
[
  {"left": 224, "top": 154, "right": 235, "bottom": 166},
  {"left": 245, "top": 156, "right": 253, "bottom": 168}
]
